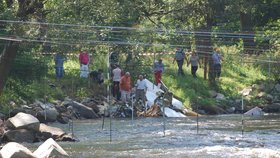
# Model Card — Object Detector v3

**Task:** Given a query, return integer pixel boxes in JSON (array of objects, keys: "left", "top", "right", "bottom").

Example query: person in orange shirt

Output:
[{"left": 119, "top": 72, "right": 132, "bottom": 104}]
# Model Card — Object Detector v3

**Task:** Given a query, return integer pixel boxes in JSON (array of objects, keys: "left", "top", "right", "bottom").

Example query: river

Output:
[{"left": 32, "top": 114, "right": 280, "bottom": 158}]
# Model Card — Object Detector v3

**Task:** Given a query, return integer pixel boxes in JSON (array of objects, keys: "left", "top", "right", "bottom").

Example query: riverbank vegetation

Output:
[{"left": 0, "top": 0, "right": 279, "bottom": 114}]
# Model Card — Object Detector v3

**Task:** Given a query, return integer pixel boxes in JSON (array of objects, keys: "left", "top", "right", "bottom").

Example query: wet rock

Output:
[
  {"left": 56, "top": 133, "right": 76, "bottom": 142},
  {"left": 37, "top": 123, "right": 65, "bottom": 141},
  {"left": 200, "top": 105, "right": 226, "bottom": 115},
  {"left": 5, "top": 112, "right": 40, "bottom": 131},
  {"left": 3, "top": 129, "right": 36, "bottom": 143},
  {"left": 8, "top": 108, "right": 26, "bottom": 118},
  {"left": 36, "top": 108, "right": 59, "bottom": 123},
  {"left": 0, "top": 142, "right": 36, "bottom": 158},
  {"left": 56, "top": 115, "right": 70, "bottom": 124},
  {"left": 33, "top": 138, "right": 69, "bottom": 158},
  {"left": 64, "top": 101, "right": 99, "bottom": 119}
]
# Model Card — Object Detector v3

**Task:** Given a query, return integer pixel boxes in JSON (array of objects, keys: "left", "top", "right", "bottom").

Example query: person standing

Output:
[
  {"left": 153, "top": 59, "right": 164, "bottom": 88},
  {"left": 112, "top": 64, "right": 122, "bottom": 100},
  {"left": 54, "top": 53, "right": 65, "bottom": 80},
  {"left": 212, "top": 48, "right": 222, "bottom": 80},
  {"left": 79, "top": 51, "right": 90, "bottom": 78},
  {"left": 173, "top": 48, "right": 187, "bottom": 76},
  {"left": 120, "top": 72, "right": 132, "bottom": 103},
  {"left": 135, "top": 74, "right": 148, "bottom": 107},
  {"left": 187, "top": 51, "right": 200, "bottom": 78}
]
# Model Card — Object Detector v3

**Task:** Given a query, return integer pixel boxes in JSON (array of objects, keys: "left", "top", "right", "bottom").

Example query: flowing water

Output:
[{"left": 33, "top": 114, "right": 280, "bottom": 158}]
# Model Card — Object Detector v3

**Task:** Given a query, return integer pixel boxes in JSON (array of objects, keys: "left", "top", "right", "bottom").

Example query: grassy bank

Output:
[{"left": 0, "top": 46, "right": 270, "bottom": 113}]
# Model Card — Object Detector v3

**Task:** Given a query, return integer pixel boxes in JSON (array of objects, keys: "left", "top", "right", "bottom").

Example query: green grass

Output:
[
  {"left": 161, "top": 47, "right": 267, "bottom": 109},
  {"left": 0, "top": 46, "right": 270, "bottom": 113}
]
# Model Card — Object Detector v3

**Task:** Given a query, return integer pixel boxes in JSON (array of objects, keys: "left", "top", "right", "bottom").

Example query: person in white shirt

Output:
[
  {"left": 135, "top": 75, "right": 148, "bottom": 108},
  {"left": 112, "top": 64, "right": 122, "bottom": 100}
]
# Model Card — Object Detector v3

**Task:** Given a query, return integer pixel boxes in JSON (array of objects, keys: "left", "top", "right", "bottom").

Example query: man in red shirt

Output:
[{"left": 119, "top": 72, "right": 132, "bottom": 103}]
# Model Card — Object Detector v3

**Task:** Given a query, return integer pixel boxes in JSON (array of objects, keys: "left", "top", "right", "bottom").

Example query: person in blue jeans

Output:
[
  {"left": 54, "top": 53, "right": 65, "bottom": 79},
  {"left": 173, "top": 48, "right": 187, "bottom": 76},
  {"left": 212, "top": 48, "right": 222, "bottom": 80}
]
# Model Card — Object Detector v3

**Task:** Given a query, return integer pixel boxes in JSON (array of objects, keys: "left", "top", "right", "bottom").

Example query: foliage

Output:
[{"left": 0, "top": 0, "right": 279, "bottom": 111}]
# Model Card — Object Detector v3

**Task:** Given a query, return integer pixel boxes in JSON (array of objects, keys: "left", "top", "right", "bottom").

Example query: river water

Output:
[{"left": 36, "top": 114, "right": 280, "bottom": 158}]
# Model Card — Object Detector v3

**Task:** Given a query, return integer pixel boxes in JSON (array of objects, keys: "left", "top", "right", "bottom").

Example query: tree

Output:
[{"left": 0, "top": 0, "right": 45, "bottom": 95}]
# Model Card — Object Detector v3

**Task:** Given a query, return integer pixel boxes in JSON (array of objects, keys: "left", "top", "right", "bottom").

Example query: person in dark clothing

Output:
[
  {"left": 54, "top": 53, "right": 65, "bottom": 79},
  {"left": 90, "top": 69, "right": 104, "bottom": 85}
]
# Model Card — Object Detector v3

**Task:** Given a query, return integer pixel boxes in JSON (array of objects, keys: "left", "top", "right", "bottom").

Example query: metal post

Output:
[
  {"left": 153, "top": 49, "right": 156, "bottom": 89},
  {"left": 163, "top": 104, "right": 166, "bottom": 137},
  {"left": 131, "top": 97, "right": 134, "bottom": 126},
  {"left": 196, "top": 103, "right": 199, "bottom": 134},
  {"left": 195, "top": 81, "right": 199, "bottom": 134},
  {"left": 103, "top": 51, "right": 111, "bottom": 130},
  {"left": 44, "top": 77, "right": 47, "bottom": 121},
  {"left": 268, "top": 56, "right": 271, "bottom": 77},
  {"left": 68, "top": 109, "right": 74, "bottom": 137},
  {"left": 241, "top": 95, "right": 244, "bottom": 136},
  {"left": 107, "top": 50, "right": 112, "bottom": 142}
]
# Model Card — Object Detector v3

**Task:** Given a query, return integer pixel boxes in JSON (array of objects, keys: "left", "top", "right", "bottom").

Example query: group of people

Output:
[
  {"left": 111, "top": 64, "right": 148, "bottom": 106},
  {"left": 156, "top": 47, "right": 222, "bottom": 81},
  {"left": 54, "top": 48, "right": 222, "bottom": 106},
  {"left": 172, "top": 47, "right": 201, "bottom": 78},
  {"left": 54, "top": 51, "right": 104, "bottom": 84}
]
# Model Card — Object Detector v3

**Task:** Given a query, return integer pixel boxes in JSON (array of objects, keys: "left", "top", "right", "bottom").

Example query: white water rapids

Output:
[{"left": 30, "top": 114, "right": 280, "bottom": 158}]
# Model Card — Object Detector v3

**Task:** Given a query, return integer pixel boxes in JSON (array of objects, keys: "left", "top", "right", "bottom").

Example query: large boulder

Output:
[
  {"left": 5, "top": 112, "right": 40, "bottom": 131},
  {"left": 0, "top": 142, "right": 36, "bottom": 158},
  {"left": 36, "top": 108, "right": 59, "bottom": 123},
  {"left": 33, "top": 138, "right": 69, "bottom": 158},
  {"left": 263, "top": 103, "right": 280, "bottom": 113},
  {"left": 37, "top": 123, "right": 65, "bottom": 141},
  {"left": 3, "top": 129, "right": 36, "bottom": 143},
  {"left": 65, "top": 101, "right": 99, "bottom": 119},
  {"left": 244, "top": 107, "right": 264, "bottom": 116}
]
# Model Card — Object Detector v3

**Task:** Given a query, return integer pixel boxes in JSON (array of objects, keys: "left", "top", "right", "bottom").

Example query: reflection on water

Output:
[{"left": 41, "top": 114, "right": 280, "bottom": 157}]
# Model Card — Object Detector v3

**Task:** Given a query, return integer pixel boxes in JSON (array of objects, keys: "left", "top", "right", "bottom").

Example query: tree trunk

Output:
[
  {"left": 195, "top": 31, "right": 212, "bottom": 80},
  {"left": 240, "top": 12, "right": 256, "bottom": 54},
  {"left": 0, "top": 42, "right": 19, "bottom": 95}
]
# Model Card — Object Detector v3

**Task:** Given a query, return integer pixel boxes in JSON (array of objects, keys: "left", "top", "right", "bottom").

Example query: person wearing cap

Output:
[
  {"left": 120, "top": 72, "right": 132, "bottom": 103},
  {"left": 173, "top": 47, "right": 187, "bottom": 76},
  {"left": 153, "top": 59, "right": 164, "bottom": 88}
]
